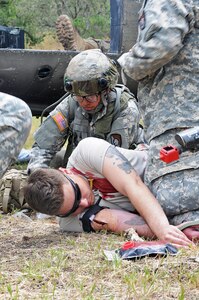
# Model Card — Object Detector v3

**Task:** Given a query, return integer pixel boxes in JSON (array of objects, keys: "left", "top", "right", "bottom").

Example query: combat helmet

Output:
[{"left": 64, "top": 49, "right": 119, "bottom": 96}]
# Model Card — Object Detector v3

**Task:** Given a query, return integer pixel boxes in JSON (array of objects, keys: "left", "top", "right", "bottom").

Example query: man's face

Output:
[
  {"left": 75, "top": 94, "right": 101, "bottom": 111},
  {"left": 59, "top": 175, "right": 95, "bottom": 217}
]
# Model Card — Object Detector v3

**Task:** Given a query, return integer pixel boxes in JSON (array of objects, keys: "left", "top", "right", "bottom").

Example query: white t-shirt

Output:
[{"left": 59, "top": 137, "right": 148, "bottom": 232}]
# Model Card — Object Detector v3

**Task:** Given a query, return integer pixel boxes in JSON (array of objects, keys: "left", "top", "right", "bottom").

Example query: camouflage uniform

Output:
[
  {"left": 28, "top": 87, "right": 144, "bottom": 172},
  {"left": 0, "top": 92, "right": 32, "bottom": 178},
  {"left": 118, "top": 0, "right": 199, "bottom": 224},
  {"left": 28, "top": 50, "right": 144, "bottom": 173}
]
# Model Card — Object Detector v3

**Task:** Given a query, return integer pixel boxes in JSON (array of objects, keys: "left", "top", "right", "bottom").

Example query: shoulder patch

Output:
[
  {"left": 110, "top": 134, "right": 122, "bottom": 147},
  {"left": 51, "top": 112, "right": 68, "bottom": 132}
]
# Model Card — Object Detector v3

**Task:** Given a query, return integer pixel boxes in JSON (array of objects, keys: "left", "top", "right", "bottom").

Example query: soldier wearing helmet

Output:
[{"left": 28, "top": 49, "right": 144, "bottom": 173}]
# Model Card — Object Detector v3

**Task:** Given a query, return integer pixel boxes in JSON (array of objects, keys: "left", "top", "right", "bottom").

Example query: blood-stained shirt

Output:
[
  {"left": 58, "top": 137, "right": 148, "bottom": 232},
  {"left": 62, "top": 137, "right": 147, "bottom": 200}
]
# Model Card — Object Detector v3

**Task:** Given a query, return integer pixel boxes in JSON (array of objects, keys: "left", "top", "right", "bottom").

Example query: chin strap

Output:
[{"left": 80, "top": 197, "right": 109, "bottom": 232}]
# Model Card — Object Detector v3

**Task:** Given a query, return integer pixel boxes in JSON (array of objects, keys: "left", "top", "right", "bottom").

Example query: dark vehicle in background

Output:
[
  {"left": 0, "top": 0, "right": 141, "bottom": 116},
  {"left": 0, "top": 25, "right": 24, "bottom": 49}
]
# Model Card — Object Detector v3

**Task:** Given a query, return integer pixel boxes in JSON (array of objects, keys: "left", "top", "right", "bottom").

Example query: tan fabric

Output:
[
  {"left": 0, "top": 169, "right": 29, "bottom": 213},
  {"left": 55, "top": 14, "right": 110, "bottom": 52}
]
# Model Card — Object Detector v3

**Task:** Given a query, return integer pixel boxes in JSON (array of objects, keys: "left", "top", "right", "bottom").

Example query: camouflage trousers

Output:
[
  {"left": 150, "top": 168, "right": 199, "bottom": 226},
  {"left": 145, "top": 130, "right": 199, "bottom": 226},
  {"left": 0, "top": 93, "right": 32, "bottom": 179}
]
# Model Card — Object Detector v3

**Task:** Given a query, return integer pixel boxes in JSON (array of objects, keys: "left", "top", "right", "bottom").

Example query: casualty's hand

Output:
[{"left": 158, "top": 225, "right": 194, "bottom": 248}]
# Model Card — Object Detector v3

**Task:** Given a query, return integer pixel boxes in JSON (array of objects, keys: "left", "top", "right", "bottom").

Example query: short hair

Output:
[{"left": 23, "top": 168, "right": 66, "bottom": 215}]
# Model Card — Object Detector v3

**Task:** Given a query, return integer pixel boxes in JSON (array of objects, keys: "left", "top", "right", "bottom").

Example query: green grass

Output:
[{"left": 0, "top": 215, "right": 198, "bottom": 300}]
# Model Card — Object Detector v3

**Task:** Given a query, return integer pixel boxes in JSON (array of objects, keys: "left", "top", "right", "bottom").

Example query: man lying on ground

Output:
[{"left": 24, "top": 138, "right": 199, "bottom": 247}]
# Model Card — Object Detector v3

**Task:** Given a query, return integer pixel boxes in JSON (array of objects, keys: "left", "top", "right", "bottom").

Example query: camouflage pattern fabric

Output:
[
  {"left": 72, "top": 86, "right": 144, "bottom": 148},
  {"left": 28, "top": 86, "right": 144, "bottom": 173},
  {"left": 118, "top": 0, "right": 199, "bottom": 223},
  {"left": 64, "top": 49, "right": 118, "bottom": 95},
  {"left": 144, "top": 130, "right": 199, "bottom": 185},
  {"left": 0, "top": 93, "right": 32, "bottom": 179},
  {"left": 151, "top": 168, "right": 199, "bottom": 226},
  {"left": 0, "top": 169, "right": 29, "bottom": 213},
  {"left": 144, "top": 131, "right": 199, "bottom": 224},
  {"left": 118, "top": 0, "right": 199, "bottom": 142}
]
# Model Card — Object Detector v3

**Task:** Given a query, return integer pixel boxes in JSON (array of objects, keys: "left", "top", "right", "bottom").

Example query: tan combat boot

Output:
[{"left": 55, "top": 15, "right": 99, "bottom": 51}]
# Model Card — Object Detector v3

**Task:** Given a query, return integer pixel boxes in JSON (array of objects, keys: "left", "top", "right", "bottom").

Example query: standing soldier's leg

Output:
[{"left": 0, "top": 93, "right": 32, "bottom": 178}]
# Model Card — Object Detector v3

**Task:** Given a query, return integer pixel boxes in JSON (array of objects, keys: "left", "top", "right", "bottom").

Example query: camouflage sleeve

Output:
[
  {"left": 0, "top": 93, "right": 32, "bottom": 178},
  {"left": 118, "top": 0, "right": 191, "bottom": 80},
  {"left": 107, "top": 92, "right": 145, "bottom": 148},
  {"left": 27, "top": 145, "right": 55, "bottom": 172},
  {"left": 27, "top": 97, "right": 72, "bottom": 173}
]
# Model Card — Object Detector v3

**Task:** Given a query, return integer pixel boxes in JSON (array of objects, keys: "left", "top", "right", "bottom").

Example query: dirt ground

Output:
[
  {"left": 0, "top": 213, "right": 199, "bottom": 300},
  {"left": 0, "top": 213, "right": 127, "bottom": 299}
]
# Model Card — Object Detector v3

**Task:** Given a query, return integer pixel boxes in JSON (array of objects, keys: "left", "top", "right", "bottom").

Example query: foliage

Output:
[
  {"left": 0, "top": 0, "right": 18, "bottom": 25},
  {"left": 58, "top": 0, "right": 110, "bottom": 38},
  {"left": 0, "top": 0, "right": 110, "bottom": 45}
]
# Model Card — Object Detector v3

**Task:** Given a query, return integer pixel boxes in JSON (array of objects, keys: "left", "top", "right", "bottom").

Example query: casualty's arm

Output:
[
  {"left": 118, "top": 0, "right": 191, "bottom": 80},
  {"left": 91, "top": 208, "right": 155, "bottom": 238},
  {"left": 102, "top": 145, "right": 192, "bottom": 247}
]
